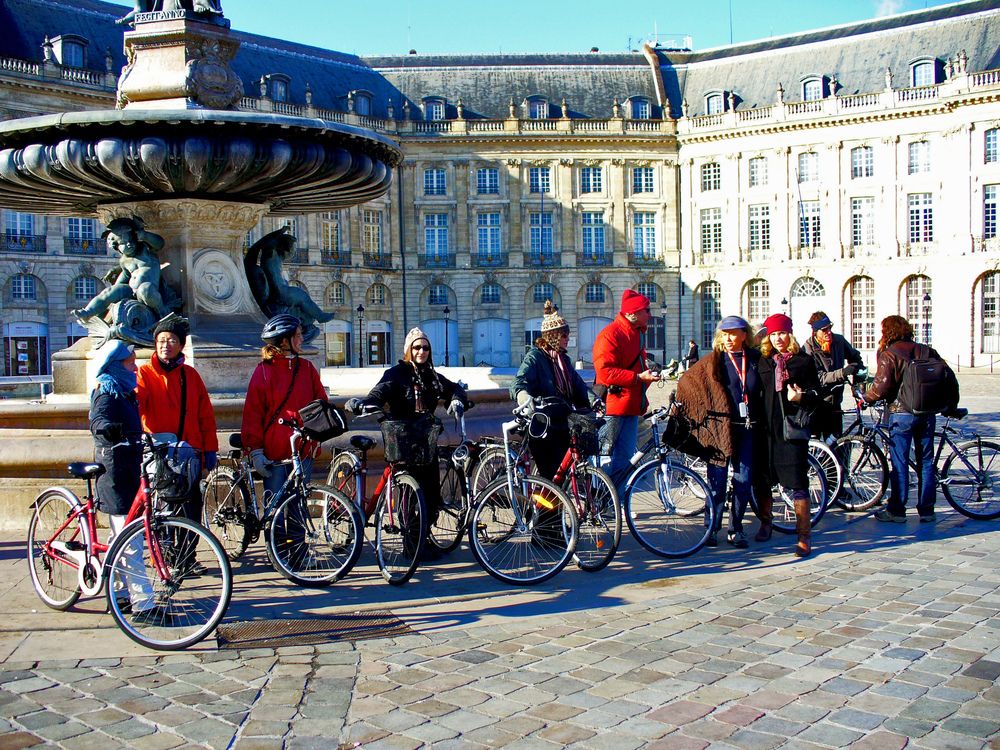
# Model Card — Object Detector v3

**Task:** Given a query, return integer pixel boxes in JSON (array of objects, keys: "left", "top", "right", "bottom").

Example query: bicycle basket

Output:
[
  {"left": 146, "top": 439, "right": 201, "bottom": 503},
  {"left": 298, "top": 399, "right": 347, "bottom": 442},
  {"left": 568, "top": 412, "right": 602, "bottom": 457},
  {"left": 661, "top": 409, "right": 696, "bottom": 456},
  {"left": 380, "top": 416, "right": 442, "bottom": 466}
]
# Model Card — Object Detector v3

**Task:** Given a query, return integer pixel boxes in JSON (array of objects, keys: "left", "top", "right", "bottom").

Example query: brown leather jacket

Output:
[{"left": 865, "top": 339, "right": 943, "bottom": 412}]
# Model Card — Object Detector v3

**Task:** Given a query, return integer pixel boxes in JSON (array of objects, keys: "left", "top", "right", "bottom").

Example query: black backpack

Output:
[{"left": 896, "top": 344, "right": 960, "bottom": 416}]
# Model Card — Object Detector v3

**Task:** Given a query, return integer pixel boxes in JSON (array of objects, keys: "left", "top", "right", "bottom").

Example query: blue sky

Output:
[{"left": 202, "top": 0, "right": 957, "bottom": 55}]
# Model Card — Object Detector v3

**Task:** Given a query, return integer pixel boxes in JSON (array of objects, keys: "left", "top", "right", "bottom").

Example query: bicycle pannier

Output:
[
  {"left": 567, "top": 412, "right": 602, "bottom": 457},
  {"left": 147, "top": 434, "right": 201, "bottom": 502},
  {"left": 381, "top": 416, "right": 442, "bottom": 466},
  {"left": 897, "top": 345, "right": 960, "bottom": 416},
  {"left": 298, "top": 399, "right": 347, "bottom": 441}
]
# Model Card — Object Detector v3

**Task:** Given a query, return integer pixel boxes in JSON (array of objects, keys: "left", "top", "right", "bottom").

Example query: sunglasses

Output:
[
  {"left": 819, "top": 326, "right": 833, "bottom": 333},
  {"left": 411, "top": 345, "right": 430, "bottom": 352}
]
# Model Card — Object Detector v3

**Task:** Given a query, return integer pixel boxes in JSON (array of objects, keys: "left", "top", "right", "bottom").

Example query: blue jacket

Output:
[{"left": 511, "top": 347, "right": 593, "bottom": 411}]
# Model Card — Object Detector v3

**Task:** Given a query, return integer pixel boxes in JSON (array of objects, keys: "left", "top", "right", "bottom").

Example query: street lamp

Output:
[
  {"left": 356, "top": 304, "right": 365, "bottom": 368},
  {"left": 660, "top": 299, "right": 668, "bottom": 367},
  {"left": 443, "top": 305, "right": 451, "bottom": 366},
  {"left": 781, "top": 297, "right": 789, "bottom": 315},
  {"left": 923, "top": 292, "right": 931, "bottom": 344}
]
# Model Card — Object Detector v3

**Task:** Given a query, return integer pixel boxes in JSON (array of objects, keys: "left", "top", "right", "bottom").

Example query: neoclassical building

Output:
[{"left": 1, "top": 0, "right": 998, "bottom": 380}]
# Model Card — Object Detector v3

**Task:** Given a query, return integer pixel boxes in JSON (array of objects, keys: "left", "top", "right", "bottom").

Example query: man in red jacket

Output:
[{"left": 593, "top": 290, "right": 661, "bottom": 490}]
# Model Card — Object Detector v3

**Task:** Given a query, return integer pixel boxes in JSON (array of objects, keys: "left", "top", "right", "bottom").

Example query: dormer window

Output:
[
  {"left": 911, "top": 59, "right": 935, "bottom": 87},
  {"left": 266, "top": 75, "right": 290, "bottom": 102},
  {"left": 424, "top": 98, "right": 446, "bottom": 121},
  {"left": 52, "top": 34, "right": 87, "bottom": 68},
  {"left": 354, "top": 91, "right": 372, "bottom": 116},
  {"left": 630, "top": 97, "right": 651, "bottom": 119},
  {"left": 802, "top": 78, "right": 823, "bottom": 101},
  {"left": 705, "top": 92, "right": 724, "bottom": 115},
  {"left": 526, "top": 97, "right": 549, "bottom": 119}
]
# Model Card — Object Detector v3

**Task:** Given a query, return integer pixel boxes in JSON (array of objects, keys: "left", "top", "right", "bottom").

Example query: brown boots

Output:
[
  {"left": 794, "top": 497, "right": 811, "bottom": 557},
  {"left": 754, "top": 493, "right": 773, "bottom": 542}
]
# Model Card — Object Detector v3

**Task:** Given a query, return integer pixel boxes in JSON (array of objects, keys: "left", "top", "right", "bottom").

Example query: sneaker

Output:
[
  {"left": 727, "top": 530, "right": 749, "bottom": 549},
  {"left": 918, "top": 513, "right": 937, "bottom": 524},
  {"left": 874, "top": 508, "right": 907, "bottom": 523},
  {"left": 705, "top": 532, "right": 718, "bottom": 547}
]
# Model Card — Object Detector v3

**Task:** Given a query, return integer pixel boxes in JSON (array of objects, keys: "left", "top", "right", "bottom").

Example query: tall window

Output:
[
  {"left": 67, "top": 218, "right": 96, "bottom": 240},
  {"left": 748, "top": 157, "right": 767, "bottom": 187},
  {"left": 363, "top": 209, "right": 383, "bottom": 254},
  {"left": 799, "top": 201, "right": 821, "bottom": 248},
  {"left": 911, "top": 61, "right": 935, "bottom": 87},
  {"left": 746, "top": 279, "right": 770, "bottom": 325},
  {"left": 528, "top": 100, "right": 549, "bottom": 119},
  {"left": 908, "top": 193, "right": 934, "bottom": 244},
  {"left": 705, "top": 93, "right": 724, "bottom": 115},
  {"left": 11, "top": 274, "right": 36, "bottom": 300},
  {"left": 5, "top": 212, "right": 33, "bottom": 236},
  {"left": 851, "top": 197, "right": 876, "bottom": 248},
  {"left": 477, "top": 167, "right": 499, "bottom": 194},
  {"left": 631, "top": 99, "right": 650, "bottom": 119},
  {"left": 748, "top": 205, "right": 770, "bottom": 258},
  {"left": 424, "top": 213, "right": 449, "bottom": 256},
  {"left": 700, "top": 208, "right": 722, "bottom": 259},
  {"left": 480, "top": 282, "right": 501, "bottom": 305},
  {"left": 584, "top": 282, "right": 606, "bottom": 304},
  {"left": 73, "top": 276, "right": 97, "bottom": 300},
  {"left": 905, "top": 275, "right": 933, "bottom": 343},
  {"left": 632, "top": 167, "right": 654, "bottom": 193},
  {"left": 423, "top": 168, "right": 446, "bottom": 196},
  {"left": 985, "top": 185, "right": 998, "bottom": 240},
  {"left": 797, "top": 152, "right": 818, "bottom": 183},
  {"left": 700, "top": 162, "right": 721, "bottom": 192},
  {"left": 355, "top": 93, "right": 371, "bottom": 116},
  {"left": 849, "top": 276, "right": 876, "bottom": 349},
  {"left": 270, "top": 79, "right": 288, "bottom": 102},
  {"left": 851, "top": 146, "right": 874, "bottom": 179},
  {"left": 908, "top": 141, "right": 930, "bottom": 174},
  {"left": 636, "top": 282, "right": 657, "bottom": 303},
  {"left": 581, "top": 212, "right": 605, "bottom": 260},
  {"left": 802, "top": 78, "right": 822, "bottom": 101},
  {"left": 529, "top": 211, "right": 553, "bottom": 259},
  {"left": 428, "top": 284, "right": 449, "bottom": 306},
  {"left": 986, "top": 129, "right": 998, "bottom": 164},
  {"left": 61, "top": 41, "right": 84, "bottom": 68},
  {"left": 698, "top": 281, "right": 721, "bottom": 349},
  {"left": 528, "top": 167, "right": 550, "bottom": 194},
  {"left": 580, "top": 167, "right": 602, "bottom": 194},
  {"left": 368, "top": 284, "right": 387, "bottom": 306},
  {"left": 477, "top": 212, "right": 501, "bottom": 258},
  {"left": 984, "top": 273, "right": 1000, "bottom": 352},
  {"left": 320, "top": 211, "right": 340, "bottom": 253},
  {"left": 533, "top": 282, "right": 554, "bottom": 304},
  {"left": 425, "top": 99, "right": 445, "bottom": 121},
  {"left": 633, "top": 212, "right": 657, "bottom": 260}
]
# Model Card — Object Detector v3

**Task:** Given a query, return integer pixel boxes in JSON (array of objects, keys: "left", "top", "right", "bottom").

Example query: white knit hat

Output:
[{"left": 403, "top": 327, "right": 431, "bottom": 359}]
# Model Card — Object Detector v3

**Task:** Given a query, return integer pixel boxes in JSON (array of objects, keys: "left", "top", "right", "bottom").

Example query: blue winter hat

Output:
[
  {"left": 92, "top": 339, "right": 134, "bottom": 378},
  {"left": 717, "top": 315, "right": 751, "bottom": 331}
]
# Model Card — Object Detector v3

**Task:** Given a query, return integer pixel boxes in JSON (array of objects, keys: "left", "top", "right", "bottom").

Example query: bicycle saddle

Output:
[
  {"left": 350, "top": 435, "right": 376, "bottom": 452},
  {"left": 229, "top": 433, "right": 243, "bottom": 449},
  {"left": 68, "top": 462, "right": 105, "bottom": 480},
  {"left": 941, "top": 407, "right": 968, "bottom": 420}
]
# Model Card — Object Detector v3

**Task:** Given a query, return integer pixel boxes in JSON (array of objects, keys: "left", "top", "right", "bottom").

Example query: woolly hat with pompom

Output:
[{"left": 540, "top": 300, "right": 568, "bottom": 332}]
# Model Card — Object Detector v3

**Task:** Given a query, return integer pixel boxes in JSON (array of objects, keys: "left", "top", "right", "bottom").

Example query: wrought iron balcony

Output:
[
  {"left": 320, "top": 250, "right": 352, "bottom": 267},
  {"left": 418, "top": 252, "right": 456, "bottom": 269},
  {"left": 287, "top": 248, "right": 311, "bottom": 264},
  {"left": 627, "top": 252, "right": 660, "bottom": 267},
  {"left": 577, "top": 251, "right": 613, "bottom": 267},
  {"left": 4, "top": 234, "right": 46, "bottom": 253},
  {"left": 523, "top": 251, "right": 561, "bottom": 268},
  {"left": 471, "top": 251, "right": 508, "bottom": 268},
  {"left": 362, "top": 251, "right": 393, "bottom": 269},
  {"left": 63, "top": 237, "right": 104, "bottom": 255}
]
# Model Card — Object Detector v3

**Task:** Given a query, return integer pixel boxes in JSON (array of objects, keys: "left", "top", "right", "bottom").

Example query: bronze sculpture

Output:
[{"left": 116, "top": 0, "right": 224, "bottom": 26}]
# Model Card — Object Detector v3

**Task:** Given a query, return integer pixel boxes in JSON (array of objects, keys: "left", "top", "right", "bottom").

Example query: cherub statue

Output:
[
  {"left": 244, "top": 227, "right": 333, "bottom": 343},
  {"left": 72, "top": 217, "right": 182, "bottom": 345}
]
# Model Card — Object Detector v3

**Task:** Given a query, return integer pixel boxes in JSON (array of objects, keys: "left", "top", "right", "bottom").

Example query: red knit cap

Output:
[
  {"left": 620, "top": 289, "right": 650, "bottom": 315},
  {"left": 763, "top": 313, "right": 793, "bottom": 335}
]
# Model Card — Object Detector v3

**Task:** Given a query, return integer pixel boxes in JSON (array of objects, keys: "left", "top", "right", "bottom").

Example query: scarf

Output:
[
  {"left": 547, "top": 348, "right": 574, "bottom": 400},
  {"left": 409, "top": 361, "right": 441, "bottom": 413},
  {"left": 158, "top": 353, "right": 186, "bottom": 372},
  {"left": 773, "top": 351, "right": 794, "bottom": 392},
  {"left": 96, "top": 363, "right": 137, "bottom": 398}
]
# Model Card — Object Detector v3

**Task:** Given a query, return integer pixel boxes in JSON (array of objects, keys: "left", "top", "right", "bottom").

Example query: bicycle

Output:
[
  {"left": 836, "top": 388, "right": 1000, "bottom": 519},
  {"left": 325, "top": 406, "right": 429, "bottom": 585},
  {"left": 201, "top": 418, "right": 364, "bottom": 587},
  {"left": 27, "top": 435, "right": 231, "bottom": 650},
  {"left": 468, "top": 399, "right": 621, "bottom": 572},
  {"left": 467, "top": 403, "right": 579, "bottom": 585}
]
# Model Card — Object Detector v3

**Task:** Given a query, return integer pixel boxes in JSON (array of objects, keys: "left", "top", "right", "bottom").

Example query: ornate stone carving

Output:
[
  {"left": 559, "top": 158, "right": 574, "bottom": 166},
  {"left": 506, "top": 158, "right": 521, "bottom": 167},
  {"left": 184, "top": 37, "right": 242, "bottom": 108},
  {"left": 192, "top": 248, "right": 244, "bottom": 315}
]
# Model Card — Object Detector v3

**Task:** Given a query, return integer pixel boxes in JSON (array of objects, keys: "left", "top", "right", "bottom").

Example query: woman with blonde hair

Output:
[
  {"left": 756, "top": 313, "right": 822, "bottom": 557},
  {"left": 675, "top": 315, "right": 767, "bottom": 548}
]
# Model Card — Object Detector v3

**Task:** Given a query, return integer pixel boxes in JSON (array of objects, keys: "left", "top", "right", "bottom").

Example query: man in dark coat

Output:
[{"left": 803, "top": 312, "right": 864, "bottom": 439}]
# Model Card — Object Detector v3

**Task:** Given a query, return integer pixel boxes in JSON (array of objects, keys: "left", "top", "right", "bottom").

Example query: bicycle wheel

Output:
[
  {"left": 374, "top": 473, "right": 427, "bottom": 585},
  {"left": 469, "top": 475, "right": 578, "bottom": 585},
  {"left": 265, "top": 484, "right": 364, "bottom": 587},
  {"left": 105, "top": 517, "right": 231, "bottom": 650},
  {"left": 624, "top": 460, "right": 714, "bottom": 558},
  {"left": 27, "top": 489, "right": 85, "bottom": 610},
  {"left": 429, "top": 460, "right": 467, "bottom": 553},
  {"left": 326, "top": 452, "right": 359, "bottom": 504},
  {"left": 809, "top": 439, "right": 843, "bottom": 503},
  {"left": 941, "top": 439, "right": 1000, "bottom": 520},
  {"left": 470, "top": 444, "right": 510, "bottom": 498},
  {"left": 202, "top": 466, "right": 252, "bottom": 561},
  {"left": 770, "top": 454, "right": 828, "bottom": 533},
  {"left": 833, "top": 436, "right": 887, "bottom": 511},
  {"left": 566, "top": 464, "right": 621, "bottom": 572}
]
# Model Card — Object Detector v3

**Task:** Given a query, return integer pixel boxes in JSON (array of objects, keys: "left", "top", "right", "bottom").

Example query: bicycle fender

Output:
[
  {"left": 30, "top": 486, "right": 84, "bottom": 512},
  {"left": 621, "top": 459, "right": 662, "bottom": 502}
]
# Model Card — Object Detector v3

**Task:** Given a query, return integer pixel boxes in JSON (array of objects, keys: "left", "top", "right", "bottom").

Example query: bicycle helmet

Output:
[{"left": 261, "top": 314, "right": 301, "bottom": 343}]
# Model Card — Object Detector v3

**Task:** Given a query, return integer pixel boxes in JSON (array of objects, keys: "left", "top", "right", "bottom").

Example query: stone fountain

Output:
[{"left": 0, "top": 3, "right": 402, "bottom": 395}]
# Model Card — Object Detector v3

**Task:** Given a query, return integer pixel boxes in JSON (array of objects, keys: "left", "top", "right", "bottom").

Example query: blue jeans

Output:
[
  {"left": 706, "top": 424, "right": 754, "bottom": 534},
  {"left": 600, "top": 415, "right": 639, "bottom": 496},
  {"left": 887, "top": 412, "right": 936, "bottom": 517},
  {"left": 262, "top": 457, "right": 314, "bottom": 500}
]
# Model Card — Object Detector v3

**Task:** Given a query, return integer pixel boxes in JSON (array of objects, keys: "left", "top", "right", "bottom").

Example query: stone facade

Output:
[{"left": 1, "top": 0, "right": 999, "bottom": 380}]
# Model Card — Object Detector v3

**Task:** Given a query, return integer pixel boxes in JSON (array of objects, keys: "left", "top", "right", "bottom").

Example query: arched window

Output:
[
  {"left": 526, "top": 98, "right": 549, "bottom": 119},
  {"left": 848, "top": 276, "right": 876, "bottom": 350},
  {"left": 584, "top": 282, "right": 606, "bottom": 304},
  {"left": 423, "top": 98, "right": 446, "bottom": 121},
  {"left": 986, "top": 128, "right": 998, "bottom": 164},
  {"left": 72, "top": 275, "right": 98, "bottom": 301},
  {"left": 911, "top": 60, "right": 935, "bottom": 87},
  {"left": 790, "top": 277, "right": 825, "bottom": 298},
  {"left": 630, "top": 98, "right": 650, "bottom": 119},
  {"left": 983, "top": 272, "right": 1000, "bottom": 353},
  {"left": 532, "top": 282, "right": 554, "bottom": 305},
  {"left": 480, "top": 282, "right": 501, "bottom": 305},
  {"left": 354, "top": 92, "right": 372, "bottom": 116},
  {"left": 850, "top": 146, "right": 874, "bottom": 179},
  {"left": 696, "top": 280, "right": 721, "bottom": 350},
  {"left": 700, "top": 162, "right": 721, "bottom": 192},
  {"left": 428, "top": 284, "right": 449, "bottom": 306},
  {"left": 744, "top": 279, "right": 770, "bottom": 326},
  {"left": 904, "top": 275, "right": 932, "bottom": 345},
  {"left": 705, "top": 93, "right": 724, "bottom": 115},
  {"left": 367, "top": 283, "right": 389, "bottom": 306},
  {"left": 797, "top": 152, "right": 818, "bottom": 183},
  {"left": 11, "top": 273, "right": 37, "bottom": 300},
  {"left": 326, "top": 282, "right": 348, "bottom": 307},
  {"left": 802, "top": 78, "right": 823, "bottom": 101},
  {"left": 636, "top": 282, "right": 658, "bottom": 303}
]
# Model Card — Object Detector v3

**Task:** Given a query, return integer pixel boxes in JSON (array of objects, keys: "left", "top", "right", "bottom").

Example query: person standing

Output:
[
  {"left": 593, "top": 289, "right": 660, "bottom": 491},
  {"left": 756, "top": 313, "right": 823, "bottom": 557},
  {"left": 676, "top": 316, "right": 766, "bottom": 548},
  {"left": 803, "top": 311, "right": 864, "bottom": 439},
  {"left": 136, "top": 316, "right": 218, "bottom": 526},
  {"left": 511, "top": 301, "right": 595, "bottom": 480},
  {"left": 685, "top": 339, "right": 700, "bottom": 370},
  {"left": 865, "top": 315, "right": 942, "bottom": 524}
]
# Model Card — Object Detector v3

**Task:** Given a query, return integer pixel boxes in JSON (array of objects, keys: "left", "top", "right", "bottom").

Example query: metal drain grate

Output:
[{"left": 216, "top": 611, "right": 413, "bottom": 649}]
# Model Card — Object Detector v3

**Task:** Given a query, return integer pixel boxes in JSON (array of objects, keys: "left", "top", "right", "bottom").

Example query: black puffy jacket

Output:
[{"left": 89, "top": 389, "right": 143, "bottom": 516}]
